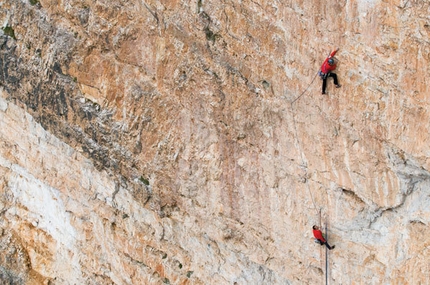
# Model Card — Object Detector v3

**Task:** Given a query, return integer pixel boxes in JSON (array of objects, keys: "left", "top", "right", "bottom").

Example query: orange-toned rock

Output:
[{"left": 0, "top": 0, "right": 429, "bottom": 283}]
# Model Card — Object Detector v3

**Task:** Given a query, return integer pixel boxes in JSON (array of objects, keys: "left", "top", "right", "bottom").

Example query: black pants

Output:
[
  {"left": 322, "top": 73, "right": 338, "bottom": 94},
  {"left": 317, "top": 239, "right": 334, "bottom": 250}
]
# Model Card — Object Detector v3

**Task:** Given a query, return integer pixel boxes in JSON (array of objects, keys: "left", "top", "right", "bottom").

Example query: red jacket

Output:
[
  {"left": 313, "top": 229, "right": 326, "bottom": 242},
  {"left": 320, "top": 49, "right": 338, "bottom": 74}
]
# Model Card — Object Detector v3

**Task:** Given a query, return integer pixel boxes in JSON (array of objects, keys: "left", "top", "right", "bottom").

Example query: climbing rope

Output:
[
  {"left": 291, "top": 71, "right": 319, "bottom": 105},
  {"left": 303, "top": 166, "right": 320, "bottom": 217},
  {"left": 289, "top": 66, "right": 331, "bottom": 285},
  {"left": 325, "top": 220, "right": 329, "bottom": 285},
  {"left": 289, "top": 57, "right": 340, "bottom": 217},
  {"left": 289, "top": 71, "right": 320, "bottom": 217},
  {"left": 290, "top": 69, "right": 320, "bottom": 217}
]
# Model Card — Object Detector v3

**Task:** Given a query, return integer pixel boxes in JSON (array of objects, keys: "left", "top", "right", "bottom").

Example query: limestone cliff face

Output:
[{"left": 0, "top": 0, "right": 429, "bottom": 284}]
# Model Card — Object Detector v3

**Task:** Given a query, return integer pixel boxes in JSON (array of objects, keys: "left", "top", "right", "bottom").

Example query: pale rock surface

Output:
[{"left": 0, "top": 0, "right": 430, "bottom": 284}]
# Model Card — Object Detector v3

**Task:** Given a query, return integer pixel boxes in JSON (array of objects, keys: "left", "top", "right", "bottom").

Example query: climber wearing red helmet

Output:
[{"left": 319, "top": 48, "right": 341, "bottom": 94}]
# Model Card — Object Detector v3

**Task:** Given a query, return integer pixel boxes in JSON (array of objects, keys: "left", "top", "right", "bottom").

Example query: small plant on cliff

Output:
[
  {"left": 2, "top": 26, "right": 16, "bottom": 40},
  {"left": 29, "top": 0, "right": 39, "bottom": 5},
  {"left": 186, "top": 271, "right": 194, "bottom": 278},
  {"left": 204, "top": 26, "right": 219, "bottom": 43},
  {"left": 139, "top": 176, "right": 150, "bottom": 185},
  {"left": 262, "top": 80, "right": 270, "bottom": 89},
  {"left": 162, "top": 278, "right": 170, "bottom": 284}
]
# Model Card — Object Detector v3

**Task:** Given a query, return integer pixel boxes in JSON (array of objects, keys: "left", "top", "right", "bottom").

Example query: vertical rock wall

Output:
[{"left": 0, "top": 0, "right": 429, "bottom": 283}]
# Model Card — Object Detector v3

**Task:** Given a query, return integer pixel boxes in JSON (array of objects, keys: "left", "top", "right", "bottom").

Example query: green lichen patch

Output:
[
  {"left": 139, "top": 176, "right": 150, "bottom": 185},
  {"left": 204, "top": 26, "right": 220, "bottom": 43},
  {"left": 2, "top": 26, "right": 16, "bottom": 40}
]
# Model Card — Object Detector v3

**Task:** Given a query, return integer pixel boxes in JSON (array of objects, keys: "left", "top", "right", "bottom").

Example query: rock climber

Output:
[
  {"left": 312, "top": 225, "right": 335, "bottom": 250},
  {"left": 319, "top": 48, "right": 341, "bottom": 94}
]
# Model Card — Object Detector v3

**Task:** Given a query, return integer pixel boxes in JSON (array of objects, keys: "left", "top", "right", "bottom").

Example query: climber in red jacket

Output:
[
  {"left": 313, "top": 225, "right": 335, "bottom": 250},
  {"left": 319, "top": 48, "right": 341, "bottom": 94}
]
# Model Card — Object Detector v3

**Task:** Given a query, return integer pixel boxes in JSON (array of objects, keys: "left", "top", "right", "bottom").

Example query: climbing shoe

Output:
[{"left": 335, "top": 84, "right": 341, "bottom": 88}]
